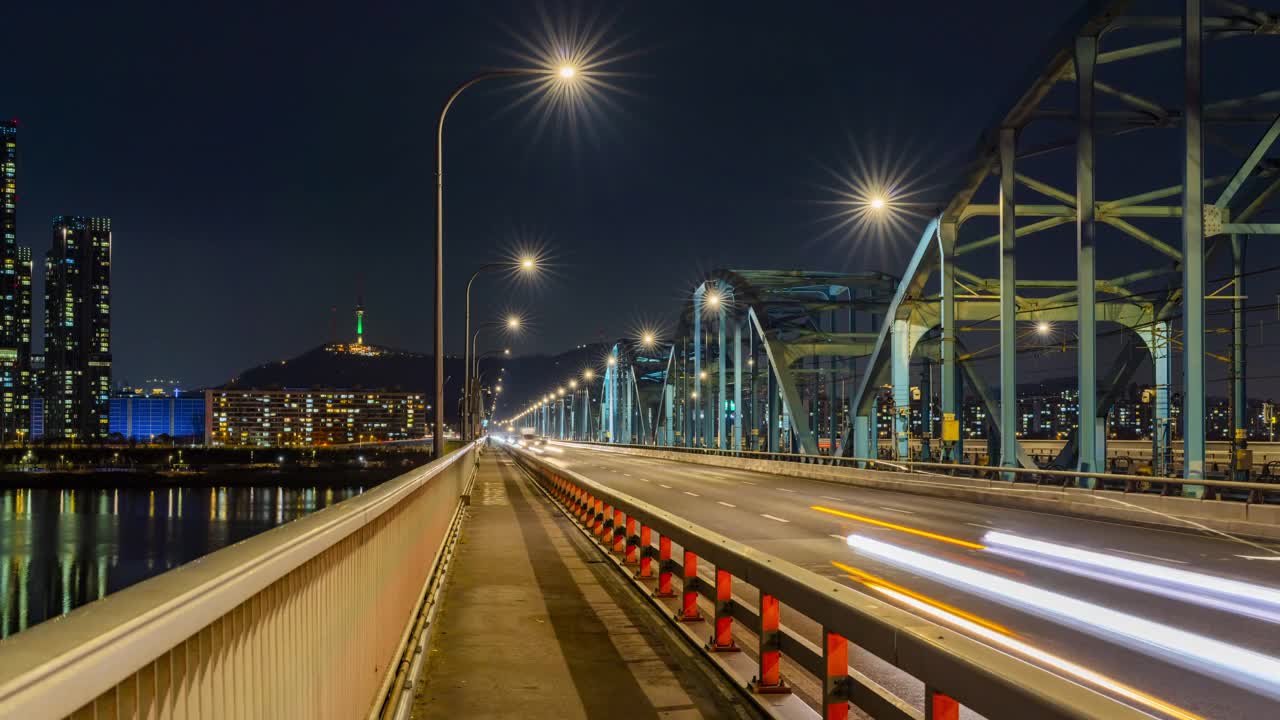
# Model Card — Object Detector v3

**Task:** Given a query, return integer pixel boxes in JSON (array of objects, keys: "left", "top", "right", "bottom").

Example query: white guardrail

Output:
[{"left": 0, "top": 441, "right": 481, "bottom": 720}]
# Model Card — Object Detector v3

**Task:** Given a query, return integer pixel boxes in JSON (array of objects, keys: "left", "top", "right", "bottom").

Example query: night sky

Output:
[{"left": 6, "top": 1, "right": 1278, "bottom": 396}]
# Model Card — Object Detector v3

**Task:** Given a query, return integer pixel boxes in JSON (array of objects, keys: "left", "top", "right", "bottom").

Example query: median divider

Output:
[{"left": 505, "top": 442, "right": 1157, "bottom": 720}]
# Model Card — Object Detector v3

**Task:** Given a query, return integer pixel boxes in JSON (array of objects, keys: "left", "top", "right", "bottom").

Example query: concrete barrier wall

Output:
[{"left": 573, "top": 444, "right": 1280, "bottom": 542}]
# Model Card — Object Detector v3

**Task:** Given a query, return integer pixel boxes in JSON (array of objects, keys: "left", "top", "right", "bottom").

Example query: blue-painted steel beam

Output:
[
  {"left": 1076, "top": 33, "right": 1101, "bottom": 486},
  {"left": 999, "top": 127, "right": 1019, "bottom": 474},
  {"left": 734, "top": 319, "right": 743, "bottom": 450},
  {"left": 938, "top": 221, "right": 962, "bottom": 463},
  {"left": 1182, "top": 0, "right": 1207, "bottom": 494}
]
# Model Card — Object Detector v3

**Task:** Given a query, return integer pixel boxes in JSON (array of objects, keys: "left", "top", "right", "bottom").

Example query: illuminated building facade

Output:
[
  {"left": 44, "top": 216, "right": 112, "bottom": 442},
  {"left": 0, "top": 120, "right": 34, "bottom": 444},
  {"left": 109, "top": 396, "right": 205, "bottom": 443},
  {"left": 204, "top": 388, "right": 425, "bottom": 447}
]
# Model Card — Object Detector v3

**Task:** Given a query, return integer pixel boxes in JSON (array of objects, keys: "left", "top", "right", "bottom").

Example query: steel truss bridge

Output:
[{"left": 516, "top": 0, "right": 1280, "bottom": 500}]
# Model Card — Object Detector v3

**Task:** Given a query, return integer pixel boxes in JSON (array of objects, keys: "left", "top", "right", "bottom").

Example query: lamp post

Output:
[
  {"left": 463, "top": 258, "right": 535, "bottom": 441},
  {"left": 469, "top": 317, "right": 520, "bottom": 439},
  {"left": 432, "top": 68, "right": 576, "bottom": 458}
]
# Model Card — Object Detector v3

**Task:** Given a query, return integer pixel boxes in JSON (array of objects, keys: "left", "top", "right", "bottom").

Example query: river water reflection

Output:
[{"left": 0, "top": 483, "right": 364, "bottom": 638}]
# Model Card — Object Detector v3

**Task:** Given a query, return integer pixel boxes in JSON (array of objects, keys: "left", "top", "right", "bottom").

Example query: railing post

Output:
[
  {"left": 823, "top": 630, "right": 849, "bottom": 720},
  {"left": 708, "top": 569, "right": 738, "bottom": 651},
  {"left": 751, "top": 592, "right": 789, "bottom": 693},
  {"left": 654, "top": 535, "right": 676, "bottom": 597},
  {"left": 678, "top": 551, "right": 703, "bottom": 622},
  {"left": 597, "top": 501, "right": 610, "bottom": 538},
  {"left": 925, "top": 687, "right": 960, "bottom": 720},
  {"left": 624, "top": 517, "right": 638, "bottom": 564},
  {"left": 613, "top": 509, "right": 626, "bottom": 554},
  {"left": 636, "top": 525, "right": 653, "bottom": 577}
]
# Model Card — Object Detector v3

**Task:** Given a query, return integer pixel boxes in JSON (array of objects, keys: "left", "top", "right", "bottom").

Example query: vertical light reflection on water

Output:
[{"left": 1, "top": 478, "right": 371, "bottom": 638}]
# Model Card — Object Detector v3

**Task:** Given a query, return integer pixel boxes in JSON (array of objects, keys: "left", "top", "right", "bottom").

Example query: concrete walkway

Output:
[{"left": 410, "top": 450, "right": 755, "bottom": 720}]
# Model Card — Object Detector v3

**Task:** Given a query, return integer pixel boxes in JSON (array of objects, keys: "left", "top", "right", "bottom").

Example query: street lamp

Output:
[
  {"left": 433, "top": 69, "right": 577, "bottom": 458},
  {"left": 463, "top": 260, "right": 537, "bottom": 441},
  {"left": 467, "top": 314, "right": 524, "bottom": 438}
]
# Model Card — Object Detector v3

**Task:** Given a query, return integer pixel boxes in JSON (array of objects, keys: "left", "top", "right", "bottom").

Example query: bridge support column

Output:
[
  {"left": 694, "top": 290, "right": 704, "bottom": 448},
  {"left": 999, "top": 126, "right": 1019, "bottom": 476},
  {"left": 1076, "top": 33, "right": 1101, "bottom": 486},
  {"left": 853, "top": 415, "right": 870, "bottom": 465},
  {"left": 734, "top": 319, "right": 743, "bottom": 450},
  {"left": 718, "top": 304, "right": 728, "bottom": 450},
  {"left": 1182, "top": 0, "right": 1207, "bottom": 495},
  {"left": 939, "top": 221, "right": 962, "bottom": 463},
  {"left": 920, "top": 359, "right": 933, "bottom": 461},
  {"left": 1231, "top": 232, "right": 1248, "bottom": 481},
  {"left": 1148, "top": 322, "right": 1173, "bottom": 476},
  {"left": 892, "top": 319, "right": 924, "bottom": 461},
  {"left": 663, "top": 384, "right": 675, "bottom": 447},
  {"left": 768, "top": 367, "right": 780, "bottom": 452}
]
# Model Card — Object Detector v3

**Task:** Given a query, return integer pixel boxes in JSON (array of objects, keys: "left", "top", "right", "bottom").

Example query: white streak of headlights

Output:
[
  {"left": 984, "top": 531, "right": 1280, "bottom": 610},
  {"left": 850, "top": 535, "right": 1280, "bottom": 698}
]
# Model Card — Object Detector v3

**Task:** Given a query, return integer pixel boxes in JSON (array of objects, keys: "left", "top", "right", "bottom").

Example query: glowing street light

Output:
[
  {"left": 642, "top": 332, "right": 656, "bottom": 347},
  {"left": 431, "top": 63, "right": 583, "bottom": 458},
  {"left": 705, "top": 291, "right": 721, "bottom": 307},
  {"left": 1037, "top": 321, "right": 1052, "bottom": 336},
  {"left": 869, "top": 196, "right": 887, "bottom": 210},
  {"left": 583, "top": 369, "right": 595, "bottom": 381},
  {"left": 607, "top": 356, "right": 617, "bottom": 367},
  {"left": 569, "top": 380, "right": 578, "bottom": 389}
]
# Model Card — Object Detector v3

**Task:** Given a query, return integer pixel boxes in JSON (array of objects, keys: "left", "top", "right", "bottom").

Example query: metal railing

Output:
[
  {"left": 566, "top": 440, "right": 1280, "bottom": 503},
  {"left": 507, "top": 444, "right": 1155, "bottom": 720},
  {"left": 0, "top": 441, "right": 480, "bottom": 720}
]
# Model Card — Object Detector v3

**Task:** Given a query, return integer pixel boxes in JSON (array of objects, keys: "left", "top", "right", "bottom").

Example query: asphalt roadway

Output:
[{"left": 535, "top": 442, "right": 1280, "bottom": 720}]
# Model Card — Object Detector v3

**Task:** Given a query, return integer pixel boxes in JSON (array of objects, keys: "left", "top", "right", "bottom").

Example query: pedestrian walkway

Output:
[{"left": 410, "top": 450, "right": 755, "bottom": 720}]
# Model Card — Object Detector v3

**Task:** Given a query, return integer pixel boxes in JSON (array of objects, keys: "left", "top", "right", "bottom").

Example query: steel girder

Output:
[
  {"left": 647, "top": 270, "right": 896, "bottom": 456},
  {"left": 846, "top": 0, "right": 1280, "bottom": 488}
]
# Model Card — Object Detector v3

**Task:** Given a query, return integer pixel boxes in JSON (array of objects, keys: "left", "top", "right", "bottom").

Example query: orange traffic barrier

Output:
[
  {"left": 679, "top": 551, "right": 703, "bottom": 622},
  {"left": 824, "top": 631, "right": 849, "bottom": 720},
  {"left": 637, "top": 525, "right": 653, "bottom": 577},
  {"left": 655, "top": 535, "right": 675, "bottom": 598}
]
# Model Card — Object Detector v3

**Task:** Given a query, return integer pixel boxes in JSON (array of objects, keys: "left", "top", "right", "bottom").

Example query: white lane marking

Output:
[
  {"left": 684, "top": 491, "right": 700, "bottom": 497},
  {"left": 820, "top": 495, "right": 843, "bottom": 502},
  {"left": 1108, "top": 548, "right": 1189, "bottom": 565},
  {"left": 659, "top": 484, "right": 673, "bottom": 489},
  {"left": 830, "top": 534, "right": 847, "bottom": 541},
  {"left": 741, "top": 481, "right": 757, "bottom": 486},
  {"left": 717, "top": 501, "right": 737, "bottom": 508},
  {"left": 878, "top": 506, "right": 916, "bottom": 515},
  {"left": 966, "top": 523, "right": 995, "bottom": 529},
  {"left": 705, "top": 473, "right": 730, "bottom": 479},
  {"left": 622, "top": 473, "right": 632, "bottom": 477},
  {"left": 777, "top": 488, "right": 797, "bottom": 493},
  {"left": 640, "top": 478, "right": 651, "bottom": 483},
  {"left": 761, "top": 514, "right": 790, "bottom": 523},
  {"left": 1236, "top": 555, "right": 1280, "bottom": 561}
]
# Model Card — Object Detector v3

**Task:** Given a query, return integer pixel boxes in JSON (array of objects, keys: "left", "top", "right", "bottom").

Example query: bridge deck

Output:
[{"left": 409, "top": 452, "right": 751, "bottom": 720}]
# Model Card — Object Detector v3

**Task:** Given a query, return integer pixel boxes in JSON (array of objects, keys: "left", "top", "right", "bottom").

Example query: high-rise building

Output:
[
  {"left": 44, "top": 216, "right": 112, "bottom": 442},
  {"left": 0, "top": 119, "right": 33, "bottom": 444}
]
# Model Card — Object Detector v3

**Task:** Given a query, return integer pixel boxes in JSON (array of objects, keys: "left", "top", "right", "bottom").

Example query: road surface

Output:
[{"left": 535, "top": 442, "right": 1280, "bottom": 720}]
